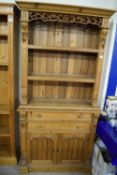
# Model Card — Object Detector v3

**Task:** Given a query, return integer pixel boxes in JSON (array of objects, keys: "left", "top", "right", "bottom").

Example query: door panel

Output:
[
  {"left": 27, "top": 133, "right": 57, "bottom": 163},
  {"left": 27, "top": 132, "right": 94, "bottom": 165},
  {"left": 58, "top": 133, "right": 93, "bottom": 164}
]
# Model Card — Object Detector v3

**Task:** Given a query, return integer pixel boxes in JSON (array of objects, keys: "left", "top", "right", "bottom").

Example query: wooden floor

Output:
[{"left": 0, "top": 166, "right": 92, "bottom": 175}]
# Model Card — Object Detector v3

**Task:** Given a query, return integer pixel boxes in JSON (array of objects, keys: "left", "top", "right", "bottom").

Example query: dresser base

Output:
[
  {"left": 0, "top": 156, "right": 17, "bottom": 165},
  {"left": 19, "top": 160, "right": 91, "bottom": 174}
]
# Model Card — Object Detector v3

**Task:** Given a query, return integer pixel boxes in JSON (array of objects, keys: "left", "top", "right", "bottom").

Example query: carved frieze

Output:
[{"left": 29, "top": 11, "right": 103, "bottom": 27}]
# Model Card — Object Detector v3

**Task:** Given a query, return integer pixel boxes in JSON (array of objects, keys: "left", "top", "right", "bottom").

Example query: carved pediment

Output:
[{"left": 29, "top": 11, "right": 103, "bottom": 28}]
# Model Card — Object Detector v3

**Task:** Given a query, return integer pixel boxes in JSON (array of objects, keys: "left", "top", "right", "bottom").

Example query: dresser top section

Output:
[{"left": 16, "top": 0, "right": 115, "bottom": 18}]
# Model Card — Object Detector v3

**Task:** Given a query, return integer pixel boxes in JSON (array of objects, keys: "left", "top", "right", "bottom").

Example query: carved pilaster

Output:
[
  {"left": 21, "top": 11, "right": 29, "bottom": 22},
  {"left": 21, "top": 22, "right": 28, "bottom": 45},
  {"left": 102, "top": 17, "right": 109, "bottom": 29},
  {"left": 20, "top": 111, "right": 28, "bottom": 166},
  {"left": 91, "top": 113, "right": 99, "bottom": 131},
  {"left": 99, "top": 28, "right": 108, "bottom": 50},
  {"left": 20, "top": 11, "right": 29, "bottom": 105},
  {"left": 92, "top": 18, "right": 109, "bottom": 106},
  {"left": 20, "top": 111, "right": 27, "bottom": 129},
  {"left": 21, "top": 11, "right": 28, "bottom": 45},
  {"left": 98, "top": 17, "right": 109, "bottom": 60}
]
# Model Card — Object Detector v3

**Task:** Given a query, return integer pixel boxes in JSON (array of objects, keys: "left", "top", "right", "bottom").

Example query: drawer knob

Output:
[
  {"left": 58, "top": 148, "right": 62, "bottom": 152},
  {"left": 76, "top": 126, "right": 79, "bottom": 129},
  {"left": 37, "top": 125, "right": 42, "bottom": 128},
  {"left": 54, "top": 148, "right": 57, "bottom": 152},
  {"left": 77, "top": 115, "right": 81, "bottom": 119},
  {"left": 37, "top": 114, "right": 42, "bottom": 118},
  {"left": 1, "top": 56, "right": 5, "bottom": 60}
]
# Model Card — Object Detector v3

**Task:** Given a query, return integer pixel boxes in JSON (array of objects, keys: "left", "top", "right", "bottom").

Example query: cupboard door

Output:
[
  {"left": 57, "top": 133, "right": 93, "bottom": 164},
  {"left": 27, "top": 133, "right": 57, "bottom": 163}
]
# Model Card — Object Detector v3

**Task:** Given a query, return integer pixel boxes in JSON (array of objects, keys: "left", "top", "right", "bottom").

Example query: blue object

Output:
[
  {"left": 105, "top": 29, "right": 117, "bottom": 101},
  {"left": 96, "top": 120, "right": 117, "bottom": 166}
]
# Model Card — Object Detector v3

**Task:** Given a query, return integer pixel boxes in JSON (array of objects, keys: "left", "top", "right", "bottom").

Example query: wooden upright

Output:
[
  {"left": 17, "top": 1, "right": 114, "bottom": 173},
  {"left": 0, "top": 3, "right": 19, "bottom": 165}
]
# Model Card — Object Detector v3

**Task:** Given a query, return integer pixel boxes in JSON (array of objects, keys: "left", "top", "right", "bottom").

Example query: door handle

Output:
[{"left": 58, "top": 148, "right": 62, "bottom": 152}]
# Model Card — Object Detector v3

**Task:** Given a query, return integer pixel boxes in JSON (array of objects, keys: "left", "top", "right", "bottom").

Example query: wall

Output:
[
  {"left": 106, "top": 29, "right": 117, "bottom": 97},
  {"left": 98, "top": 13, "right": 117, "bottom": 110},
  {"left": 0, "top": 0, "right": 117, "bottom": 10}
]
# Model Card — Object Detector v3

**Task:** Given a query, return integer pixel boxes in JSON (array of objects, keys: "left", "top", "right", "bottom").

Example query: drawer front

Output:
[
  {"left": 0, "top": 23, "right": 8, "bottom": 34},
  {"left": 0, "top": 40, "right": 8, "bottom": 66},
  {"left": 28, "top": 122, "right": 90, "bottom": 133},
  {"left": 30, "top": 112, "right": 92, "bottom": 122}
]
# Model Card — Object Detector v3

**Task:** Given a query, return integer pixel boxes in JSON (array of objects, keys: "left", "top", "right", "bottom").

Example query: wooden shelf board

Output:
[
  {"left": 28, "top": 45, "right": 99, "bottom": 54},
  {"left": 0, "top": 105, "right": 9, "bottom": 115},
  {"left": 19, "top": 99, "right": 99, "bottom": 111},
  {"left": 0, "top": 63, "right": 8, "bottom": 66},
  {"left": 0, "top": 127, "right": 10, "bottom": 137},
  {"left": 0, "top": 134, "right": 10, "bottom": 137},
  {"left": 28, "top": 73, "right": 95, "bottom": 83},
  {"left": 0, "top": 33, "right": 8, "bottom": 37}
]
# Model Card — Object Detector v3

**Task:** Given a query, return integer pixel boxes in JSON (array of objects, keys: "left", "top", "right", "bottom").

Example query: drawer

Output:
[
  {"left": 30, "top": 112, "right": 92, "bottom": 122},
  {"left": 0, "top": 41, "right": 8, "bottom": 66},
  {"left": 28, "top": 122, "right": 90, "bottom": 133},
  {"left": 0, "top": 23, "right": 8, "bottom": 34}
]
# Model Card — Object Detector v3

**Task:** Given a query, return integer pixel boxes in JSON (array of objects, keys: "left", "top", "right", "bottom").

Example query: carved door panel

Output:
[
  {"left": 57, "top": 133, "right": 93, "bottom": 164},
  {"left": 27, "top": 133, "right": 57, "bottom": 163}
]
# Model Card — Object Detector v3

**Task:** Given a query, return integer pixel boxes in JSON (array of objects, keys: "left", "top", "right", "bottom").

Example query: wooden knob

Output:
[
  {"left": 77, "top": 115, "right": 81, "bottom": 119},
  {"left": 59, "top": 148, "right": 62, "bottom": 152},
  {"left": 54, "top": 148, "right": 57, "bottom": 152},
  {"left": 37, "top": 125, "right": 42, "bottom": 128},
  {"left": 1, "top": 56, "right": 5, "bottom": 60},
  {"left": 37, "top": 114, "right": 42, "bottom": 118}
]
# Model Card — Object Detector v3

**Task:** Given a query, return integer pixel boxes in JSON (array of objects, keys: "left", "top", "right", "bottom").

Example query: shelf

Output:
[
  {"left": 0, "top": 33, "right": 8, "bottom": 38},
  {"left": 0, "top": 105, "right": 9, "bottom": 115},
  {"left": 0, "top": 63, "right": 8, "bottom": 67},
  {"left": 28, "top": 45, "right": 99, "bottom": 54},
  {"left": 19, "top": 98, "right": 99, "bottom": 111},
  {"left": 0, "top": 127, "right": 10, "bottom": 137},
  {"left": 28, "top": 74, "right": 95, "bottom": 83}
]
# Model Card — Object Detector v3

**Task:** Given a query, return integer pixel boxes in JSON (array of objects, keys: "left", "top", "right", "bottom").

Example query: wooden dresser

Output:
[
  {"left": 17, "top": 1, "right": 114, "bottom": 173},
  {"left": 0, "top": 3, "right": 19, "bottom": 164}
]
